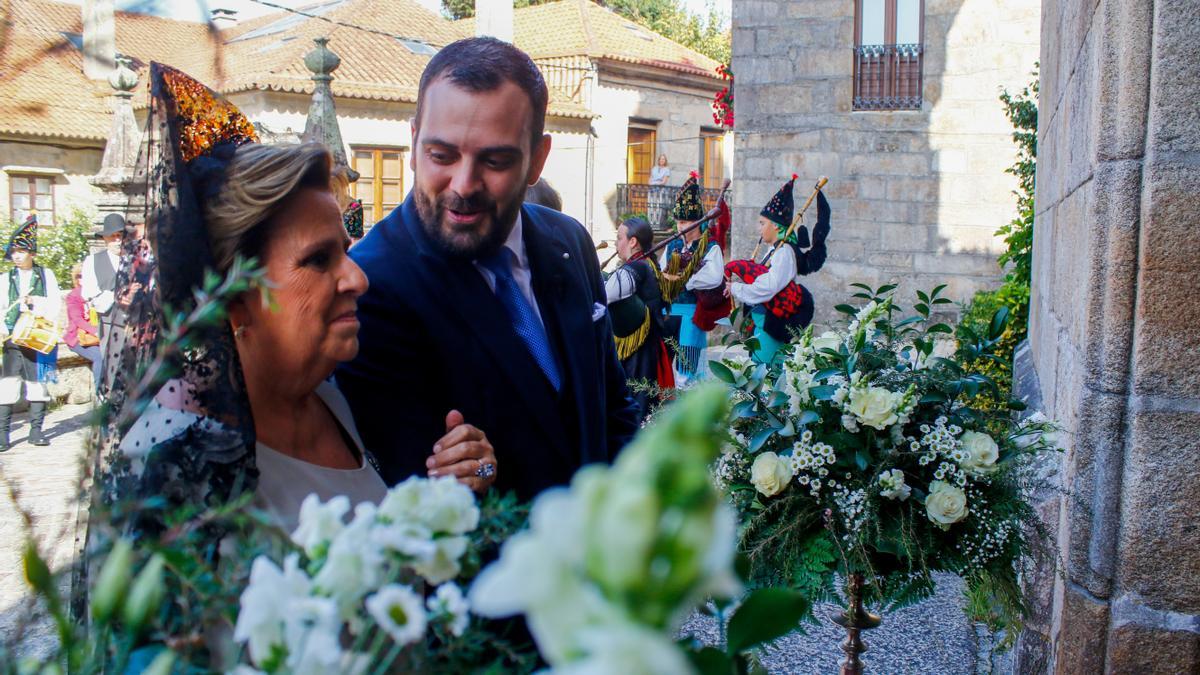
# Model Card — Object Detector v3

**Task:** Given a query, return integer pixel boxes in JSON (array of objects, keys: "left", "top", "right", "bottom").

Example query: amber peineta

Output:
[{"left": 159, "top": 65, "right": 258, "bottom": 163}]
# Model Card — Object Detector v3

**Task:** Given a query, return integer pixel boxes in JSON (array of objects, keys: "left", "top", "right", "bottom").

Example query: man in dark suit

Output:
[{"left": 336, "top": 37, "right": 639, "bottom": 500}]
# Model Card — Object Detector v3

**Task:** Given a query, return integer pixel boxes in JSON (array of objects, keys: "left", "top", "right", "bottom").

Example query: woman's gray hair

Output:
[{"left": 204, "top": 143, "right": 333, "bottom": 272}]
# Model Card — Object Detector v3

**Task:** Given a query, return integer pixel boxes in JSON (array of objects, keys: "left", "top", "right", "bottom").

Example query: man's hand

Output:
[{"left": 426, "top": 409, "right": 497, "bottom": 493}]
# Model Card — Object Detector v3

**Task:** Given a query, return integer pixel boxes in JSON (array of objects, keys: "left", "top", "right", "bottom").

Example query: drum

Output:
[{"left": 10, "top": 312, "right": 60, "bottom": 354}]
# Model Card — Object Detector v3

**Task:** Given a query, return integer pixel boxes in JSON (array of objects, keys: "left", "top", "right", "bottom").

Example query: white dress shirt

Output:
[
  {"left": 730, "top": 245, "right": 799, "bottom": 306},
  {"left": 473, "top": 212, "right": 546, "bottom": 328},
  {"left": 82, "top": 249, "right": 118, "bottom": 314}
]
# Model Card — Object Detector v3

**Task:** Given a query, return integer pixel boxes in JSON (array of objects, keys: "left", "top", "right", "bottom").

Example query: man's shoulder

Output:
[{"left": 351, "top": 209, "right": 419, "bottom": 276}]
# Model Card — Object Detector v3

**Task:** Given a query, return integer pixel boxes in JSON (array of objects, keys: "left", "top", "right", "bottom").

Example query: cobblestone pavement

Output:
[
  {"left": 682, "top": 573, "right": 1004, "bottom": 674},
  {"left": 0, "top": 403, "right": 94, "bottom": 661}
]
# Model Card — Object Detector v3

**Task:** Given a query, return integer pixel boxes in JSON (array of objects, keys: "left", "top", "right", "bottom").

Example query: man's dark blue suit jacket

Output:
[{"left": 336, "top": 194, "right": 640, "bottom": 500}]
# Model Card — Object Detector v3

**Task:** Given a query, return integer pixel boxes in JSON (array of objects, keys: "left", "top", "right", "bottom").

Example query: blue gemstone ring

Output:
[{"left": 475, "top": 462, "right": 496, "bottom": 479}]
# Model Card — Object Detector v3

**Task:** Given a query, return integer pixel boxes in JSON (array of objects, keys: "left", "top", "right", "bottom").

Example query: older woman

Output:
[{"left": 111, "top": 64, "right": 496, "bottom": 531}]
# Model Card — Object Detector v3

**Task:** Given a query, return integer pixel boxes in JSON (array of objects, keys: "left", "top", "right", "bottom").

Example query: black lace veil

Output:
[{"left": 96, "top": 63, "right": 259, "bottom": 524}]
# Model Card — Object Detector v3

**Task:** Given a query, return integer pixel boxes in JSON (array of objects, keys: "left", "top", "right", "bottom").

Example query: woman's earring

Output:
[{"left": 234, "top": 326, "right": 246, "bottom": 340}]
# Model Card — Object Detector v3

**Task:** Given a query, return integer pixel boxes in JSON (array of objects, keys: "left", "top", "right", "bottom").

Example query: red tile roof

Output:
[{"left": 0, "top": 0, "right": 592, "bottom": 144}]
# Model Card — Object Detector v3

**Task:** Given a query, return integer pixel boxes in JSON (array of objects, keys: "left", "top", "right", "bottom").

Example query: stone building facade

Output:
[
  {"left": 731, "top": 0, "right": 1039, "bottom": 320},
  {"left": 1019, "top": 0, "right": 1200, "bottom": 671}
]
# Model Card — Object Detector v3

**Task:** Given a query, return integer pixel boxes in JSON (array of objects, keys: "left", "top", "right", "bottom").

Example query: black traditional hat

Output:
[
  {"left": 5, "top": 214, "right": 37, "bottom": 260},
  {"left": 673, "top": 170, "right": 704, "bottom": 222},
  {"left": 761, "top": 174, "right": 797, "bottom": 228}
]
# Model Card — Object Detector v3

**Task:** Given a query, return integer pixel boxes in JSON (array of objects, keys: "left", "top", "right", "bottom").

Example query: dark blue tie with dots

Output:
[{"left": 480, "top": 248, "right": 562, "bottom": 392}]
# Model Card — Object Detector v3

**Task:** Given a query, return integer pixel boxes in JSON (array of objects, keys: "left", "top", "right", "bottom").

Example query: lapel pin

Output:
[{"left": 562, "top": 252, "right": 570, "bottom": 260}]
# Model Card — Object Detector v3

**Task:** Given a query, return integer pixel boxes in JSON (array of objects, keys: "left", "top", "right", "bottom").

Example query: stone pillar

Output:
[
  {"left": 90, "top": 57, "right": 141, "bottom": 229},
  {"left": 301, "top": 38, "right": 358, "bottom": 183},
  {"left": 1020, "top": 0, "right": 1200, "bottom": 671}
]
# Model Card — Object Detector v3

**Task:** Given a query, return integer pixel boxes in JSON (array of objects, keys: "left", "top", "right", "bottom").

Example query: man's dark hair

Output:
[{"left": 416, "top": 37, "right": 549, "bottom": 150}]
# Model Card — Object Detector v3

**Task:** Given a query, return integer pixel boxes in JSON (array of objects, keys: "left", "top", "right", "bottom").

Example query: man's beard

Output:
[{"left": 415, "top": 186, "right": 525, "bottom": 260}]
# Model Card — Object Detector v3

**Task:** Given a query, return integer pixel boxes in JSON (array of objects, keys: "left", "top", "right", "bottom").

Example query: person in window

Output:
[
  {"left": 605, "top": 217, "right": 672, "bottom": 420},
  {"left": 63, "top": 263, "right": 102, "bottom": 386},
  {"left": 726, "top": 175, "right": 832, "bottom": 365},
  {"left": 0, "top": 215, "right": 61, "bottom": 450},
  {"left": 648, "top": 154, "right": 672, "bottom": 227},
  {"left": 649, "top": 154, "right": 671, "bottom": 186}
]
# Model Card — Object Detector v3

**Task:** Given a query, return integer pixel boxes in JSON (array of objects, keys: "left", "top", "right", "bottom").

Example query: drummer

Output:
[{"left": 0, "top": 214, "right": 61, "bottom": 451}]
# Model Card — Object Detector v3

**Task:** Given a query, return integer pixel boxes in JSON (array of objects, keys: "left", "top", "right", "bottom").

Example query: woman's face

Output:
[
  {"left": 657, "top": 155, "right": 667, "bottom": 167},
  {"left": 616, "top": 224, "right": 638, "bottom": 262},
  {"left": 236, "top": 187, "right": 368, "bottom": 383},
  {"left": 758, "top": 216, "right": 779, "bottom": 244}
]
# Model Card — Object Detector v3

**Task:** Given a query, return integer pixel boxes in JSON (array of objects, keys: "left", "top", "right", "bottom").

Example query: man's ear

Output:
[
  {"left": 527, "top": 133, "right": 553, "bottom": 186},
  {"left": 409, "top": 121, "right": 419, "bottom": 173}
]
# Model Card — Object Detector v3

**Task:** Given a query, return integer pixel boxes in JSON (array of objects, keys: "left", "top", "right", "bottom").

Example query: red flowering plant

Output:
[{"left": 712, "top": 64, "right": 734, "bottom": 129}]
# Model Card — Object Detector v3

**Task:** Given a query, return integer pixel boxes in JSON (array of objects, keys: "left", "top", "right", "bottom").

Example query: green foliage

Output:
[
  {"left": 443, "top": 0, "right": 732, "bottom": 64},
  {"left": 996, "top": 66, "right": 1038, "bottom": 290},
  {"left": 712, "top": 282, "right": 1061, "bottom": 645},
  {"left": 959, "top": 64, "right": 1038, "bottom": 410},
  {"left": 0, "top": 207, "right": 94, "bottom": 284}
]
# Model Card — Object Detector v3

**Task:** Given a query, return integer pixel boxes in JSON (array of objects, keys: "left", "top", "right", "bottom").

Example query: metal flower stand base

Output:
[{"left": 828, "top": 573, "right": 882, "bottom": 675}]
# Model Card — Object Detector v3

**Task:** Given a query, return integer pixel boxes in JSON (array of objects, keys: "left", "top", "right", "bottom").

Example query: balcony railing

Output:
[
  {"left": 853, "top": 43, "right": 924, "bottom": 111},
  {"left": 615, "top": 183, "right": 728, "bottom": 231}
]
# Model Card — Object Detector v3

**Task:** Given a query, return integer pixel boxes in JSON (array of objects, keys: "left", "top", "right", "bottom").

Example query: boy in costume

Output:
[
  {"left": 659, "top": 171, "right": 726, "bottom": 385},
  {"left": 0, "top": 214, "right": 61, "bottom": 450},
  {"left": 726, "top": 175, "right": 831, "bottom": 364}
]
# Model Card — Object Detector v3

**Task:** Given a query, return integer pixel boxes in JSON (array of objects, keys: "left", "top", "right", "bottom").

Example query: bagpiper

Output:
[
  {"left": 0, "top": 214, "right": 61, "bottom": 450},
  {"left": 725, "top": 174, "right": 832, "bottom": 364},
  {"left": 659, "top": 171, "right": 727, "bottom": 385},
  {"left": 605, "top": 216, "right": 673, "bottom": 420}
]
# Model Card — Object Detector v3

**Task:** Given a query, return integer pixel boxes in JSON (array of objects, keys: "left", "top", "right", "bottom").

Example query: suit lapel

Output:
[{"left": 522, "top": 207, "right": 598, "bottom": 445}]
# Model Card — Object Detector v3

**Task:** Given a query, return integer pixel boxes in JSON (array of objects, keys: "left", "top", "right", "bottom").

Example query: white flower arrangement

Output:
[{"left": 232, "top": 476, "right": 482, "bottom": 672}]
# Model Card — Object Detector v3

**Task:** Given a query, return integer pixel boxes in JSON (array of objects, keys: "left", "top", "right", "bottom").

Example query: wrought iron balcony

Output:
[
  {"left": 615, "top": 183, "right": 729, "bottom": 231},
  {"left": 853, "top": 43, "right": 924, "bottom": 111}
]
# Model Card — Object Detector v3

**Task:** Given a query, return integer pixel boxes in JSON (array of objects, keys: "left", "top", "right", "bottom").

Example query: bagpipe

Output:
[
  {"left": 600, "top": 178, "right": 731, "bottom": 272},
  {"left": 726, "top": 177, "right": 829, "bottom": 324}
]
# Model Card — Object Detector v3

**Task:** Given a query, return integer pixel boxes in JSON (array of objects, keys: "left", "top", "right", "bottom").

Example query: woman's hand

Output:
[{"left": 427, "top": 409, "right": 497, "bottom": 493}]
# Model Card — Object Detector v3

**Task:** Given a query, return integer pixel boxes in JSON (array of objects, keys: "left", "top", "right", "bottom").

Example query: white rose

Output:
[
  {"left": 846, "top": 385, "right": 901, "bottom": 430},
  {"left": 924, "top": 480, "right": 968, "bottom": 528},
  {"left": 959, "top": 431, "right": 999, "bottom": 474},
  {"left": 877, "top": 469, "right": 911, "bottom": 501},
  {"left": 234, "top": 553, "right": 312, "bottom": 665},
  {"left": 812, "top": 331, "right": 841, "bottom": 353},
  {"left": 750, "top": 452, "right": 792, "bottom": 497}
]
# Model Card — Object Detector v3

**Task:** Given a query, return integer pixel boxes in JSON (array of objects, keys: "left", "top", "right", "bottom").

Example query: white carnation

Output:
[
  {"left": 876, "top": 469, "right": 911, "bottom": 501},
  {"left": 365, "top": 584, "right": 427, "bottom": 646},
  {"left": 291, "top": 494, "right": 349, "bottom": 559},
  {"left": 427, "top": 582, "right": 471, "bottom": 637}
]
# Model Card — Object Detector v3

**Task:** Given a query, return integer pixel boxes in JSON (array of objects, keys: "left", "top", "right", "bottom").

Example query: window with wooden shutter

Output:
[
  {"left": 698, "top": 129, "right": 725, "bottom": 189},
  {"left": 854, "top": 0, "right": 925, "bottom": 111},
  {"left": 8, "top": 174, "right": 54, "bottom": 225},
  {"left": 350, "top": 147, "right": 405, "bottom": 229},
  {"left": 626, "top": 124, "right": 657, "bottom": 184}
]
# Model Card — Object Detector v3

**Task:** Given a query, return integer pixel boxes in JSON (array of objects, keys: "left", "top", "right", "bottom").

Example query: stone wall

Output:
[
  {"left": 732, "top": 0, "right": 1039, "bottom": 322},
  {"left": 1020, "top": 0, "right": 1200, "bottom": 671}
]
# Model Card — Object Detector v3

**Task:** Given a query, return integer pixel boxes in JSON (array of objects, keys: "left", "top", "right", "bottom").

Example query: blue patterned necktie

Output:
[{"left": 480, "top": 248, "right": 562, "bottom": 391}]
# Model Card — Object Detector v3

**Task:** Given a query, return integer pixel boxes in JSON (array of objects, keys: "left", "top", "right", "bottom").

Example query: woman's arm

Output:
[{"left": 730, "top": 246, "right": 798, "bottom": 305}]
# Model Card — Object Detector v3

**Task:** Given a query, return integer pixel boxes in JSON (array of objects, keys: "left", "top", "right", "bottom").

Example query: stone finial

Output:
[
  {"left": 302, "top": 37, "right": 358, "bottom": 182},
  {"left": 107, "top": 55, "right": 138, "bottom": 96}
]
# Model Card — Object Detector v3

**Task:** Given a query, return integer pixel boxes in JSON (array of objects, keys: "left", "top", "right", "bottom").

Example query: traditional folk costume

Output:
[
  {"left": 606, "top": 256, "right": 673, "bottom": 419},
  {"left": 726, "top": 176, "right": 832, "bottom": 364},
  {"left": 659, "top": 172, "right": 728, "bottom": 385},
  {"left": 0, "top": 215, "right": 61, "bottom": 449}
]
